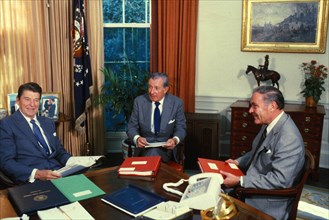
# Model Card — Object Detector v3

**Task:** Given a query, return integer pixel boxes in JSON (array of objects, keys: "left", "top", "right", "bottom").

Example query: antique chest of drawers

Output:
[{"left": 230, "top": 100, "right": 325, "bottom": 180}]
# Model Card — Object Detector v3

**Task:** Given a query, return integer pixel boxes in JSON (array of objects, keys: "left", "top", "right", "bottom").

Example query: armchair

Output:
[
  {"left": 127, "top": 139, "right": 185, "bottom": 172},
  {"left": 235, "top": 148, "right": 315, "bottom": 220},
  {"left": 0, "top": 170, "right": 15, "bottom": 189}
]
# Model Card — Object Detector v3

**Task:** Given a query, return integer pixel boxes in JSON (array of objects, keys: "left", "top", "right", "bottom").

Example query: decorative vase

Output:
[{"left": 305, "top": 96, "right": 317, "bottom": 108}]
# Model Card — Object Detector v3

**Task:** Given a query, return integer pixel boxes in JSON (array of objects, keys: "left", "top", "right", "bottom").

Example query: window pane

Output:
[
  {"left": 125, "top": 28, "right": 149, "bottom": 61},
  {"left": 103, "top": 63, "right": 126, "bottom": 131},
  {"left": 125, "top": 0, "right": 148, "bottom": 23},
  {"left": 103, "top": 0, "right": 150, "bottom": 132},
  {"left": 103, "top": 0, "right": 123, "bottom": 23},
  {"left": 104, "top": 28, "right": 124, "bottom": 61}
]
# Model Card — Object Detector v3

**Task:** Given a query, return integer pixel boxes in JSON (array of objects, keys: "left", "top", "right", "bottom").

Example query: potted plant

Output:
[
  {"left": 94, "top": 57, "right": 149, "bottom": 157},
  {"left": 300, "top": 60, "right": 328, "bottom": 107}
]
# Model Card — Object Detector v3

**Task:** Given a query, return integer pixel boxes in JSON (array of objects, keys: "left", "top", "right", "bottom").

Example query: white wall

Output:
[
  {"left": 196, "top": 0, "right": 328, "bottom": 102},
  {"left": 106, "top": 0, "right": 329, "bottom": 168},
  {"left": 195, "top": 0, "right": 329, "bottom": 168}
]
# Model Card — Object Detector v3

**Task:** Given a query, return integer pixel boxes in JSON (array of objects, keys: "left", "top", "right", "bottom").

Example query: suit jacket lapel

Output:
[
  {"left": 256, "top": 112, "right": 289, "bottom": 154},
  {"left": 160, "top": 94, "right": 172, "bottom": 131},
  {"left": 142, "top": 95, "right": 152, "bottom": 131}
]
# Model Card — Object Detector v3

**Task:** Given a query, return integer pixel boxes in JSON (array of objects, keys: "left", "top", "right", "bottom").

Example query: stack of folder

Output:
[
  {"left": 8, "top": 174, "right": 105, "bottom": 216},
  {"left": 118, "top": 156, "right": 161, "bottom": 177}
]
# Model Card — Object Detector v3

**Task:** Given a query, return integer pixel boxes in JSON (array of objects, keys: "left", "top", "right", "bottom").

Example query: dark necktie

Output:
[
  {"left": 30, "top": 119, "right": 50, "bottom": 155},
  {"left": 245, "top": 126, "right": 267, "bottom": 171},
  {"left": 154, "top": 102, "right": 161, "bottom": 135}
]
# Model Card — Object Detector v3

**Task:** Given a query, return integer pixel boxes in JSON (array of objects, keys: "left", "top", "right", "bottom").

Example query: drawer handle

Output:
[
  {"left": 305, "top": 117, "right": 311, "bottom": 122},
  {"left": 242, "top": 123, "right": 248, "bottom": 128},
  {"left": 241, "top": 151, "right": 246, "bottom": 156},
  {"left": 304, "top": 128, "right": 310, "bottom": 133},
  {"left": 304, "top": 142, "right": 308, "bottom": 147},
  {"left": 241, "top": 136, "right": 247, "bottom": 141},
  {"left": 242, "top": 112, "right": 248, "bottom": 117}
]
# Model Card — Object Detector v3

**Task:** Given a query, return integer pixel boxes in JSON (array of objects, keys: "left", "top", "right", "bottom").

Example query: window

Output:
[{"left": 103, "top": 0, "right": 151, "bottom": 131}]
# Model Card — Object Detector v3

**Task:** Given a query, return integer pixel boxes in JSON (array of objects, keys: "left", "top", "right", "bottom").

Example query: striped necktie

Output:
[
  {"left": 154, "top": 102, "right": 161, "bottom": 135},
  {"left": 245, "top": 126, "right": 267, "bottom": 171},
  {"left": 30, "top": 119, "right": 50, "bottom": 155}
]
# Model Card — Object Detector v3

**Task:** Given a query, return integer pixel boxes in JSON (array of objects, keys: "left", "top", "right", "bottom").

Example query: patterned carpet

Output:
[{"left": 297, "top": 185, "right": 329, "bottom": 220}]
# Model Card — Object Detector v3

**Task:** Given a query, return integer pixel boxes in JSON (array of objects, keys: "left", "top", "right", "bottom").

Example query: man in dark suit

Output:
[
  {"left": 221, "top": 86, "right": 305, "bottom": 220},
  {"left": 0, "top": 82, "right": 71, "bottom": 184},
  {"left": 127, "top": 72, "right": 186, "bottom": 162}
]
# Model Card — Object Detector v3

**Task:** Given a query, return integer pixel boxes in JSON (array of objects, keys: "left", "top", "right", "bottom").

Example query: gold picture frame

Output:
[{"left": 241, "top": 0, "right": 329, "bottom": 53}]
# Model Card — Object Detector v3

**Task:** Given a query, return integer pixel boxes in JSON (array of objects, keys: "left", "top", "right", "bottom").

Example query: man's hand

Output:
[
  {"left": 225, "top": 158, "right": 239, "bottom": 166},
  {"left": 163, "top": 138, "right": 176, "bottom": 150},
  {"left": 136, "top": 137, "right": 148, "bottom": 148},
  {"left": 35, "top": 170, "right": 61, "bottom": 180},
  {"left": 220, "top": 170, "right": 240, "bottom": 188}
]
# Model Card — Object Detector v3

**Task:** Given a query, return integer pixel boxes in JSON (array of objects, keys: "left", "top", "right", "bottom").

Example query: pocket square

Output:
[
  {"left": 168, "top": 119, "right": 175, "bottom": 124},
  {"left": 263, "top": 146, "right": 271, "bottom": 154}
]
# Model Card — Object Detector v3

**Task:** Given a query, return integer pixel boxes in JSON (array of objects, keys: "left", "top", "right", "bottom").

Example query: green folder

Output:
[{"left": 52, "top": 174, "right": 105, "bottom": 202}]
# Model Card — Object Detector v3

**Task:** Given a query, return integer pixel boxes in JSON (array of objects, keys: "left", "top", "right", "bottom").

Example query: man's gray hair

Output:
[
  {"left": 253, "top": 86, "right": 285, "bottom": 109},
  {"left": 150, "top": 72, "right": 169, "bottom": 87}
]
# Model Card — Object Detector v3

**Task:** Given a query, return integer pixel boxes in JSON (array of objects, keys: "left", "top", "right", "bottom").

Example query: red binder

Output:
[
  {"left": 197, "top": 158, "right": 244, "bottom": 177},
  {"left": 118, "top": 156, "right": 161, "bottom": 177}
]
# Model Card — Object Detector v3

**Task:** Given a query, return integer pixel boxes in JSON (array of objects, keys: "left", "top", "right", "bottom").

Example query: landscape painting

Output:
[
  {"left": 241, "top": 0, "right": 329, "bottom": 53},
  {"left": 251, "top": 2, "right": 317, "bottom": 43}
]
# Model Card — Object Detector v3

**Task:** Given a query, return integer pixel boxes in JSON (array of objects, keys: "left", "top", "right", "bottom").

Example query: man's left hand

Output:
[{"left": 164, "top": 138, "right": 176, "bottom": 150}]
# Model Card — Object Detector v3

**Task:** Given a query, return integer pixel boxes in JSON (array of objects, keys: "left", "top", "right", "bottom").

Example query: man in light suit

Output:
[
  {"left": 221, "top": 86, "right": 305, "bottom": 220},
  {"left": 127, "top": 72, "right": 186, "bottom": 162},
  {"left": 0, "top": 82, "right": 71, "bottom": 184}
]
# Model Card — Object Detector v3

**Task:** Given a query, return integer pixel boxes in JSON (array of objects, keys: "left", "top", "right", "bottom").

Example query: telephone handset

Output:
[{"left": 163, "top": 173, "right": 223, "bottom": 210}]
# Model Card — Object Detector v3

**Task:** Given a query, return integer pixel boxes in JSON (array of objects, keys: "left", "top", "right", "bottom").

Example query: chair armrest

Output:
[
  {"left": 235, "top": 186, "right": 299, "bottom": 200},
  {"left": 0, "top": 171, "right": 15, "bottom": 189}
]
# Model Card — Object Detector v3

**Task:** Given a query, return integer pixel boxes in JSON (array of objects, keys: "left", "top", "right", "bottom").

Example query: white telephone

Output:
[{"left": 163, "top": 173, "right": 223, "bottom": 210}]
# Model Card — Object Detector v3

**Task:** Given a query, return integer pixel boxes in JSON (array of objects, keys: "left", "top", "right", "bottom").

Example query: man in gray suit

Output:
[
  {"left": 127, "top": 72, "right": 186, "bottom": 162},
  {"left": 221, "top": 86, "right": 305, "bottom": 220}
]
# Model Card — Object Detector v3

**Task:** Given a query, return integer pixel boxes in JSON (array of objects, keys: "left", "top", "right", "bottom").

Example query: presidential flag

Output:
[{"left": 72, "top": 0, "right": 92, "bottom": 134}]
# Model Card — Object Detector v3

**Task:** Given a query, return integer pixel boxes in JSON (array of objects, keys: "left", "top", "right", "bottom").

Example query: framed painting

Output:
[
  {"left": 241, "top": 0, "right": 329, "bottom": 53},
  {"left": 7, "top": 93, "right": 18, "bottom": 115},
  {"left": 40, "top": 93, "right": 60, "bottom": 121}
]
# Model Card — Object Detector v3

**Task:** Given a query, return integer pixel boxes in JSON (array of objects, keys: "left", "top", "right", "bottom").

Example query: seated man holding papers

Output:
[
  {"left": 0, "top": 82, "right": 101, "bottom": 185},
  {"left": 127, "top": 73, "right": 186, "bottom": 163},
  {"left": 221, "top": 86, "right": 305, "bottom": 220}
]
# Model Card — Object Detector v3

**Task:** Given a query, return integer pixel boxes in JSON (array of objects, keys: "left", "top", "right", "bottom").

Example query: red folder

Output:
[
  {"left": 197, "top": 158, "right": 244, "bottom": 177},
  {"left": 118, "top": 156, "right": 161, "bottom": 177}
]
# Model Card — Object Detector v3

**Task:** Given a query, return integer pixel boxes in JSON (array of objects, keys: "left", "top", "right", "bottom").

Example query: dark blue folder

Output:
[
  {"left": 101, "top": 184, "right": 166, "bottom": 217},
  {"left": 8, "top": 180, "right": 70, "bottom": 216}
]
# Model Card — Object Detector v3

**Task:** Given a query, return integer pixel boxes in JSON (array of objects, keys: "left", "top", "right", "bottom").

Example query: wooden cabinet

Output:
[
  {"left": 230, "top": 100, "right": 325, "bottom": 180},
  {"left": 184, "top": 113, "right": 220, "bottom": 170}
]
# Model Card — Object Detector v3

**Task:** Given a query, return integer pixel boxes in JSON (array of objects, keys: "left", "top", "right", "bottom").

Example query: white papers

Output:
[
  {"left": 66, "top": 156, "right": 103, "bottom": 166},
  {"left": 38, "top": 202, "right": 94, "bottom": 220},
  {"left": 145, "top": 142, "right": 167, "bottom": 148},
  {"left": 55, "top": 156, "right": 103, "bottom": 176}
]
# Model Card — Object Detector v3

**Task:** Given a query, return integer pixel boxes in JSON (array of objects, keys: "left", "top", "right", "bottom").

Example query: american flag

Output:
[{"left": 72, "top": 0, "right": 92, "bottom": 134}]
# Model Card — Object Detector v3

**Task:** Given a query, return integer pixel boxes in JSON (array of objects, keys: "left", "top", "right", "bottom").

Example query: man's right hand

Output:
[
  {"left": 136, "top": 137, "right": 148, "bottom": 148},
  {"left": 35, "top": 170, "right": 61, "bottom": 180}
]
